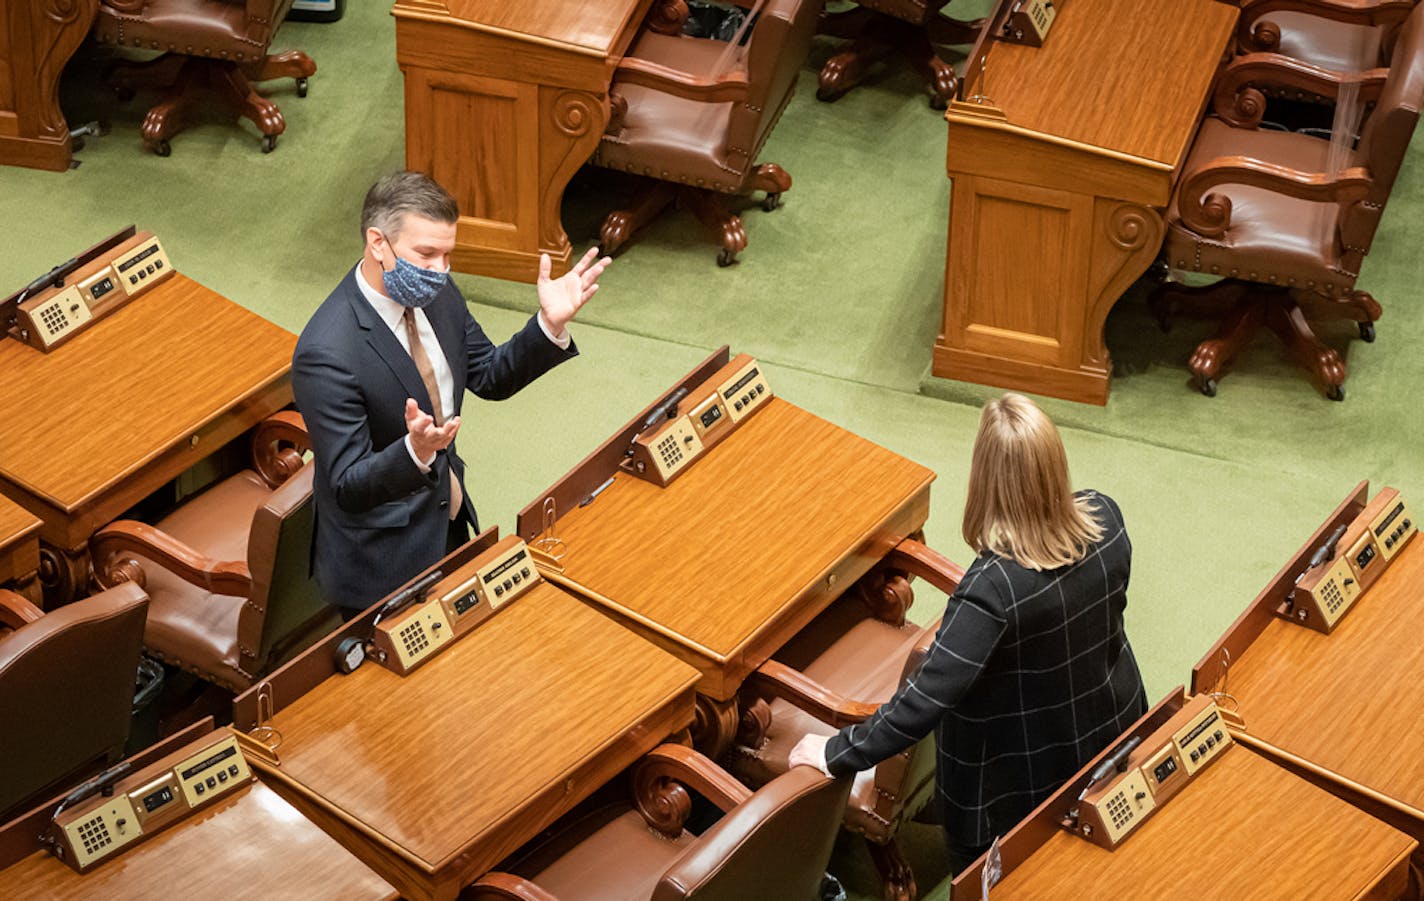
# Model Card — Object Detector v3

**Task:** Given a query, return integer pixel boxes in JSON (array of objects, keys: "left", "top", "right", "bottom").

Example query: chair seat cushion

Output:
[
  {"left": 595, "top": 32, "right": 748, "bottom": 192},
  {"left": 1164, "top": 117, "right": 1353, "bottom": 293},
  {"left": 138, "top": 469, "right": 269, "bottom": 691},
  {"left": 94, "top": 0, "right": 277, "bottom": 60},
  {"left": 1268, "top": 13, "right": 1386, "bottom": 74},
  {"left": 522, "top": 804, "right": 695, "bottom": 901}
]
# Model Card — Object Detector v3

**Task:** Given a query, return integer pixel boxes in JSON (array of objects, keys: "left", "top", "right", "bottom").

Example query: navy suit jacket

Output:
[{"left": 292, "top": 267, "right": 576, "bottom": 609}]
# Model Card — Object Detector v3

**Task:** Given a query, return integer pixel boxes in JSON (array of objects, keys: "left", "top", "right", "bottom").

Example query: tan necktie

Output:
[{"left": 403, "top": 308, "right": 462, "bottom": 520}]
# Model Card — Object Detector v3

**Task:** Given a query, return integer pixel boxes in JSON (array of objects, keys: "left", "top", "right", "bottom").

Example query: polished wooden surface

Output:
[
  {"left": 1211, "top": 534, "right": 1424, "bottom": 825},
  {"left": 0, "top": 273, "right": 294, "bottom": 553},
  {"left": 250, "top": 581, "right": 699, "bottom": 901},
  {"left": 935, "top": 0, "right": 1238, "bottom": 404},
  {"left": 0, "top": 782, "right": 398, "bottom": 901},
  {"left": 393, "top": 0, "right": 653, "bottom": 283},
  {"left": 987, "top": 746, "right": 1414, "bottom": 899},
  {"left": 0, "top": 496, "right": 40, "bottom": 591},
  {"left": 543, "top": 398, "right": 935, "bottom": 699},
  {"left": 0, "top": 0, "right": 98, "bottom": 171}
]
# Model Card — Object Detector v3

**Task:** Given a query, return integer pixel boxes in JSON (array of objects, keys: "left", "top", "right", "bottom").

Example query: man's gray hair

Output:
[{"left": 360, "top": 170, "right": 459, "bottom": 241}]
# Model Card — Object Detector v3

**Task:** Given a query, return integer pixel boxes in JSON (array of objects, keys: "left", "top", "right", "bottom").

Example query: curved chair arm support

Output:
[
  {"left": 742, "top": 660, "right": 881, "bottom": 728},
  {"left": 252, "top": 410, "right": 310, "bottom": 489},
  {"left": 1239, "top": 0, "right": 1414, "bottom": 51},
  {"left": 1213, "top": 54, "right": 1387, "bottom": 126},
  {"left": 882, "top": 538, "right": 965, "bottom": 598},
  {"left": 613, "top": 58, "right": 751, "bottom": 103},
  {"left": 465, "top": 873, "right": 562, "bottom": 901},
  {"left": 647, "top": 0, "right": 691, "bottom": 34},
  {"left": 0, "top": 589, "right": 45, "bottom": 631},
  {"left": 91, "top": 521, "right": 253, "bottom": 597},
  {"left": 101, "top": 0, "right": 151, "bottom": 12},
  {"left": 1178, "top": 157, "right": 1372, "bottom": 238},
  {"left": 633, "top": 744, "right": 753, "bottom": 837}
]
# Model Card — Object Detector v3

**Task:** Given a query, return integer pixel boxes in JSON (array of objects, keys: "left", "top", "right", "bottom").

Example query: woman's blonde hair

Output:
[{"left": 961, "top": 394, "right": 1103, "bottom": 571}]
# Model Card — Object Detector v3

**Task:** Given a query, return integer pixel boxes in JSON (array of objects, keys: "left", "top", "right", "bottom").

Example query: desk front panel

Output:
[
  {"left": 994, "top": 746, "right": 1414, "bottom": 899},
  {"left": 1223, "top": 538, "right": 1424, "bottom": 816},
  {"left": 0, "top": 782, "right": 397, "bottom": 901},
  {"left": 548, "top": 399, "right": 934, "bottom": 695},
  {"left": 0, "top": 496, "right": 40, "bottom": 587},
  {"left": 255, "top": 584, "right": 698, "bottom": 891},
  {"left": 0, "top": 275, "right": 294, "bottom": 546}
]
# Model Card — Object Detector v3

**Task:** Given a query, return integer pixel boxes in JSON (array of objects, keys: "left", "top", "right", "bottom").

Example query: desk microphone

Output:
[
  {"left": 371, "top": 569, "right": 443, "bottom": 626},
  {"left": 53, "top": 762, "right": 133, "bottom": 814},
  {"left": 1077, "top": 735, "right": 1142, "bottom": 801},
  {"left": 642, "top": 387, "right": 688, "bottom": 431},
  {"left": 15, "top": 257, "right": 78, "bottom": 304},
  {"left": 1306, "top": 523, "right": 1348, "bottom": 570}
]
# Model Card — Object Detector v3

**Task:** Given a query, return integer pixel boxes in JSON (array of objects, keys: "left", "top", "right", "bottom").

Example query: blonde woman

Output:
[{"left": 790, "top": 393, "right": 1147, "bottom": 871}]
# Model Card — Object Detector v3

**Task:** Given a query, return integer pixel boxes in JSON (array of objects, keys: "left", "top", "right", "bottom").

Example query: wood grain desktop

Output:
[
  {"left": 393, "top": 0, "right": 653, "bottom": 282},
  {"left": 248, "top": 581, "right": 699, "bottom": 901},
  {"left": 0, "top": 273, "right": 294, "bottom": 602},
  {"left": 936, "top": 0, "right": 1239, "bottom": 404},
  {"left": 988, "top": 747, "right": 1414, "bottom": 899},
  {"left": 0, "top": 782, "right": 397, "bottom": 901}
]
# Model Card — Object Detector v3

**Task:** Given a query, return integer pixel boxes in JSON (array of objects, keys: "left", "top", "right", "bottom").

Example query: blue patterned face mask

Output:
[{"left": 380, "top": 243, "right": 449, "bottom": 309}]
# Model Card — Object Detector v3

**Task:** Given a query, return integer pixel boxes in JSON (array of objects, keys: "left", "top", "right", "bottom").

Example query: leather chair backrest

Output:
[
  {"left": 1342, "top": 3, "right": 1424, "bottom": 259},
  {"left": 0, "top": 583, "right": 148, "bottom": 819},
  {"left": 726, "top": 0, "right": 820, "bottom": 171},
  {"left": 652, "top": 767, "right": 852, "bottom": 901},
  {"left": 241, "top": 462, "right": 337, "bottom": 677}
]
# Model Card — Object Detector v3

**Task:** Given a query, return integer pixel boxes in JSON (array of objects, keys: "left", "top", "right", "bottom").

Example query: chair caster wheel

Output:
[
  {"left": 1327, "top": 385, "right": 1345, "bottom": 402},
  {"left": 297, "top": 77, "right": 309, "bottom": 98},
  {"left": 762, "top": 193, "right": 782, "bottom": 212},
  {"left": 1198, "top": 377, "right": 1218, "bottom": 398},
  {"left": 1359, "top": 321, "right": 1376, "bottom": 342},
  {"left": 929, "top": 93, "right": 950, "bottom": 111},
  {"left": 717, "top": 248, "right": 738, "bottom": 267},
  {"left": 816, "top": 86, "right": 845, "bottom": 103},
  {"left": 262, "top": 134, "right": 278, "bottom": 153},
  {"left": 152, "top": 139, "right": 172, "bottom": 157}
]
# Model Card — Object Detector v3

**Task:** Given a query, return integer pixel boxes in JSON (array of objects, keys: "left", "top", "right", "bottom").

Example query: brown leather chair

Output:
[
  {"left": 0, "top": 582, "right": 149, "bottom": 820},
  {"left": 89, "top": 412, "right": 340, "bottom": 692},
  {"left": 1152, "top": 1, "right": 1424, "bottom": 399},
  {"left": 1216, "top": 0, "right": 1417, "bottom": 125},
  {"left": 92, "top": 0, "right": 316, "bottom": 155},
  {"left": 817, "top": 1, "right": 983, "bottom": 108},
  {"left": 593, "top": 0, "right": 820, "bottom": 266},
  {"left": 731, "top": 538, "right": 962, "bottom": 901},
  {"left": 468, "top": 744, "right": 853, "bottom": 901}
]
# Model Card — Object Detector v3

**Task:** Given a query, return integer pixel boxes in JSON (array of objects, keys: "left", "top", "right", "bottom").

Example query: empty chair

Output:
[{"left": 817, "top": 1, "right": 983, "bottom": 108}]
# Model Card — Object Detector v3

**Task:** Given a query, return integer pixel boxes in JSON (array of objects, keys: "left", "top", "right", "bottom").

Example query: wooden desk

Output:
[
  {"left": 0, "top": 273, "right": 295, "bottom": 604},
  {"left": 935, "top": 0, "right": 1238, "bottom": 404},
  {"left": 520, "top": 352, "right": 934, "bottom": 753},
  {"left": 0, "top": 0, "right": 97, "bottom": 171},
  {"left": 392, "top": 0, "right": 652, "bottom": 282},
  {"left": 1191, "top": 482, "right": 1424, "bottom": 855},
  {"left": 235, "top": 539, "right": 700, "bottom": 901},
  {"left": 0, "top": 496, "right": 41, "bottom": 602}
]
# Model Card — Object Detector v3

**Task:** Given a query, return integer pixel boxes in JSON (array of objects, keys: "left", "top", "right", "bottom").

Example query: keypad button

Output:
[
  {"left": 495, "top": 586, "right": 504, "bottom": 597},
  {"left": 217, "top": 771, "right": 228, "bottom": 783},
  {"left": 1190, "top": 750, "right": 1199, "bottom": 762},
  {"left": 229, "top": 765, "right": 239, "bottom": 777},
  {"left": 206, "top": 776, "right": 216, "bottom": 789}
]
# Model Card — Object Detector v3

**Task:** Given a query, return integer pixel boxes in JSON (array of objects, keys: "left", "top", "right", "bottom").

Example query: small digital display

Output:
[
  {"left": 1356, "top": 544, "right": 1377, "bottom": 570},
  {"left": 699, "top": 404, "right": 723, "bottom": 428},
  {"left": 482, "top": 549, "right": 528, "bottom": 585},
  {"left": 117, "top": 244, "right": 159, "bottom": 273},
  {"left": 453, "top": 590, "right": 479, "bottom": 616},
  {"left": 722, "top": 367, "right": 761, "bottom": 399},
  {"left": 1375, "top": 502, "right": 1405, "bottom": 537},
  {"left": 142, "top": 786, "right": 176, "bottom": 813},
  {"left": 1153, "top": 756, "right": 1178, "bottom": 784},
  {"left": 88, "top": 277, "right": 114, "bottom": 301},
  {"left": 180, "top": 745, "right": 236, "bottom": 781}
]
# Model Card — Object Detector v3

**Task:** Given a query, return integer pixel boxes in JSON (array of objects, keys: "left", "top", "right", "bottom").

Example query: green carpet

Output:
[{"left": 3, "top": 1, "right": 1421, "bottom": 897}]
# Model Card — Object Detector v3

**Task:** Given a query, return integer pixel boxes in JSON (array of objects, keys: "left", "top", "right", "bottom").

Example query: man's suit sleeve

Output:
[
  {"left": 463, "top": 312, "right": 576, "bottom": 401},
  {"left": 292, "top": 337, "right": 434, "bottom": 514},
  {"left": 824, "top": 565, "right": 1008, "bottom": 777}
]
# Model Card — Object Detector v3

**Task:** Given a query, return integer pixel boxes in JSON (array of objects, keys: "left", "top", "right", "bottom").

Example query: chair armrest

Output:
[
  {"left": 91, "top": 521, "right": 253, "bottom": 597},
  {"left": 465, "top": 873, "right": 561, "bottom": 901},
  {"left": 613, "top": 57, "right": 751, "bottom": 103},
  {"left": 1239, "top": 0, "right": 1414, "bottom": 52},
  {"left": 1213, "top": 53, "right": 1387, "bottom": 126},
  {"left": 102, "top": 0, "right": 150, "bottom": 12},
  {"left": 1178, "top": 156, "right": 1371, "bottom": 238},
  {"left": 647, "top": 0, "right": 691, "bottom": 34},
  {"left": 882, "top": 538, "right": 965, "bottom": 597},
  {"left": 633, "top": 745, "right": 754, "bottom": 837},
  {"left": 743, "top": 660, "right": 881, "bottom": 728},
  {"left": 252, "top": 410, "right": 310, "bottom": 488},
  {"left": 0, "top": 589, "right": 44, "bottom": 631}
]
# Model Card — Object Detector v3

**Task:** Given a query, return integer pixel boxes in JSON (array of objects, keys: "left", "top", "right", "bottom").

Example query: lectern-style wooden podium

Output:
[{"left": 392, "top": 0, "right": 653, "bottom": 283}]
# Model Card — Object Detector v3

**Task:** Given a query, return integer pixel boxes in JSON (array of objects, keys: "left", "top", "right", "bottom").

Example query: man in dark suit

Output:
[{"left": 292, "top": 171, "right": 609, "bottom": 614}]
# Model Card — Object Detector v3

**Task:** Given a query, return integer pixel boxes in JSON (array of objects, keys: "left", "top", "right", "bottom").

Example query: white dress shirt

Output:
[{"left": 353, "top": 263, "right": 570, "bottom": 470}]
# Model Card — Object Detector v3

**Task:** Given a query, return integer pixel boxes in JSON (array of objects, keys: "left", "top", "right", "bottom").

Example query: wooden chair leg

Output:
[
  {"left": 1266, "top": 300, "right": 1347, "bottom": 400},
  {"left": 1148, "top": 279, "right": 1254, "bottom": 331},
  {"left": 244, "top": 49, "right": 317, "bottom": 83},
  {"left": 818, "top": 32, "right": 895, "bottom": 101},
  {"left": 212, "top": 64, "right": 286, "bottom": 146},
  {"left": 598, "top": 180, "right": 677, "bottom": 254},
  {"left": 748, "top": 162, "right": 791, "bottom": 210},
  {"left": 866, "top": 836, "right": 917, "bottom": 901},
  {"left": 680, "top": 188, "right": 747, "bottom": 267},
  {"left": 1187, "top": 301, "right": 1266, "bottom": 396},
  {"left": 1295, "top": 289, "right": 1382, "bottom": 342},
  {"left": 108, "top": 53, "right": 187, "bottom": 95}
]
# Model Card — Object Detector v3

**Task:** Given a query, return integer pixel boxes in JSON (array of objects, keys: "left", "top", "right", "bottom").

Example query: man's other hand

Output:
[
  {"left": 405, "top": 398, "right": 460, "bottom": 463},
  {"left": 536, "top": 246, "right": 611, "bottom": 337}
]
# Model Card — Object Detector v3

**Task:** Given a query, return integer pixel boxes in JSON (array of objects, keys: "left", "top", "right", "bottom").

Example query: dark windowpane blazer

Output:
[{"left": 824, "top": 490, "right": 1148, "bottom": 848}]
